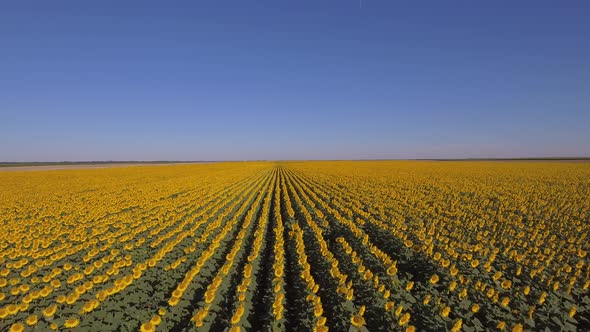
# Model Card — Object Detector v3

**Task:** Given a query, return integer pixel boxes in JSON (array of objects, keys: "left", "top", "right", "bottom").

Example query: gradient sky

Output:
[{"left": 1, "top": 1, "right": 589, "bottom": 161}]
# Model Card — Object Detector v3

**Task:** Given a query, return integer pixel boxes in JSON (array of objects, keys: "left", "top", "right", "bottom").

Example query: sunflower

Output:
[
  {"left": 569, "top": 306, "right": 576, "bottom": 318},
  {"left": 140, "top": 322, "right": 155, "bottom": 332},
  {"left": 429, "top": 274, "right": 439, "bottom": 284},
  {"left": 395, "top": 305, "right": 404, "bottom": 317},
  {"left": 383, "top": 290, "right": 391, "bottom": 299},
  {"left": 451, "top": 319, "right": 463, "bottom": 332},
  {"left": 387, "top": 266, "right": 397, "bottom": 276},
  {"left": 512, "top": 324, "right": 523, "bottom": 332},
  {"left": 441, "top": 306, "right": 451, "bottom": 318},
  {"left": 314, "top": 303, "right": 323, "bottom": 317},
  {"left": 43, "top": 304, "right": 57, "bottom": 317},
  {"left": 448, "top": 281, "right": 457, "bottom": 292},
  {"left": 523, "top": 286, "right": 530, "bottom": 295},
  {"left": 150, "top": 315, "right": 162, "bottom": 325},
  {"left": 501, "top": 297, "right": 510, "bottom": 307},
  {"left": 385, "top": 301, "right": 395, "bottom": 311},
  {"left": 231, "top": 305, "right": 245, "bottom": 324},
  {"left": 25, "top": 314, "right": 38, "bottom": 326},
  {"left": 492, "top": 271, "right": 502, "bottom": 281},
  {"left": 64, "top": 318, "right": 80, "bottom": 328},
  {"left": 538, "top": 292, "right": 547, "bottom": 305},
  {"left": 9, "top": 323, "right": 26, "bottom": 332},
  {"left": 351, "top": 315, "right": 365, "bottom": 327},
  {"left": 168, "top": 296, "right": 180, "bottom": 306},
  {"left": 346, "top": 289, "right": 354, "bottom": 300},
  {"left": 398, "top": 312, "right": 410, "bottom": 326}
]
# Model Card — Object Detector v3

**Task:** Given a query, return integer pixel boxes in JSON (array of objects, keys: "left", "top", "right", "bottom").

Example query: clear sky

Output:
[{"left": 1, "top": 1, "right": 589, "bottom": 161}]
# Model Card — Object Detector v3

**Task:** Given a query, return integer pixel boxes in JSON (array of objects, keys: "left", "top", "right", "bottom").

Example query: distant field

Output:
[
  {"left": 0, "top": 162, "right": 210, "bottom": 172},
  {"left": 0, "top": 161, "right": 588, "bottom": 331}
]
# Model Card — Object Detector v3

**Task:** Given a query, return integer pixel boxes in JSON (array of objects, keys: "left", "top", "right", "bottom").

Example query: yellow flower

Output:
[
  {"left": 159, "top": 308, "right": 166, "bottom": 316},
  {"left": 26, "top": 315, "right": 38, "bottom": 325},
  {"left": 501, "top": 297, "right": 510, "bottom": 307},
  {"left": 406, "top": 281, "right": 414, "bottom": 291},
  {"left": 351, "top": 315, "right": 365, "bottom": 327},
  {"left": 383, "top": 290, "right": 390, "bottom": 299},
  {"left": 451, "top": 319, "right": 463, "bottom": 332},
  {"left": 497, "top": 321, "right": 506, "bottom": 330},
  {"left": 429, "top": 274, "right": 439, "bottom": 284},
  {"left": 314, "top": 325, "right": 328, "bottom": 332},
  {"left": 398, "top": 312, "right": 410, "bottom": 326},
  {"left": 486, "top": 288, "right": 495, "bottom": 298},
  {"left": 385, "top": 301, "right": 395, "bottom": 311},
  {"left": 501, "top": 280, "right": 512, "bottom": 289},
  {"left": 43, "top": 304, "right": 57, "bottom": 317},
  {"left": 493, "top": 271, "right": 502, "bottom": 281},
  {"left": 538, "top": 292, "right": 547, "bottom": 305},
  {"left": 523, "top": 286, "right": 530, "bottom": 295},
  {"left": 569, "top": 306, "right": 576, "bottom": 318},
  {"left": 387, "top": 266, "right": 397, "bottom": 275},
  {"left": 346, "top": 289, "right": 354, "bottom": 300},
  {"left": 471, "top": 304, "right": 480, "bottom": 313},
  {"left": 150, "top": 315, "right": 162, "bottom": 325},
  {"left": 395, "top": 305, "right": 403, "bottom": 317},
  {"left": 50, "top": 323, "right": 58, "bottom": 330},
  {"left": 169, "top": 296, "right": 180, "bottom": 306},
  {"left": 441, "top": 306, "right": 451, "bottom": 318},
  {"left": 9, "top": 323, "right": 24, "bottom": 332},
  {"left": 64, "top": 318, "right": 80, "bottom": 328},
  {"left": 140, "top": 322, "right": 155, "bottom": 332},
  {"left": 314, "top": 303, "right": 323, "bottom": 317},
  {"left": 512, "top": 324, "right": 523, "bottom": 332},
  {"left": 231, "top": 304, "right": 245, "bottom": 324},
  {"left": 449, "top": 281, "right": 457, "bottom": 292},
  {"left": 192, "top": 308, "right": 208, "bottom": 324},
  {"left": 405, "top": 326, "right": 416, "bottom": 332}
]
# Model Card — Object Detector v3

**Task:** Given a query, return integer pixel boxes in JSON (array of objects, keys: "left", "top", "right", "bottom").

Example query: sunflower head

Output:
[{"left": 351, "top": 315, "right": 366, "bottom": 327}]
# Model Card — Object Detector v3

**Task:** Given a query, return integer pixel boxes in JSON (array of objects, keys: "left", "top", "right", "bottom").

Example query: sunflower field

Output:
[{"left": 0, "top": 161, "right": 588, "bottom": 331}]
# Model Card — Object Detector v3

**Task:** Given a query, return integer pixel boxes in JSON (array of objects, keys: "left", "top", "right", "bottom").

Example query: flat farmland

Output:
[{"left": 0, "top": 161, "right": 588, "bottom": 331}]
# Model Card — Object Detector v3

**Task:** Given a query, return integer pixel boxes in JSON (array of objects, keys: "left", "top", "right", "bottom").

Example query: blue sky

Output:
[{"left": 1, "top": 1, "right": 589, "bottom": 161}]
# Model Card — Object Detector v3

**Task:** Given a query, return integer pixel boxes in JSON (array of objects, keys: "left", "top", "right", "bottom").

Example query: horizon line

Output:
[{"left": 1, "top": 156, "right": 590, "bottom": 165}]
